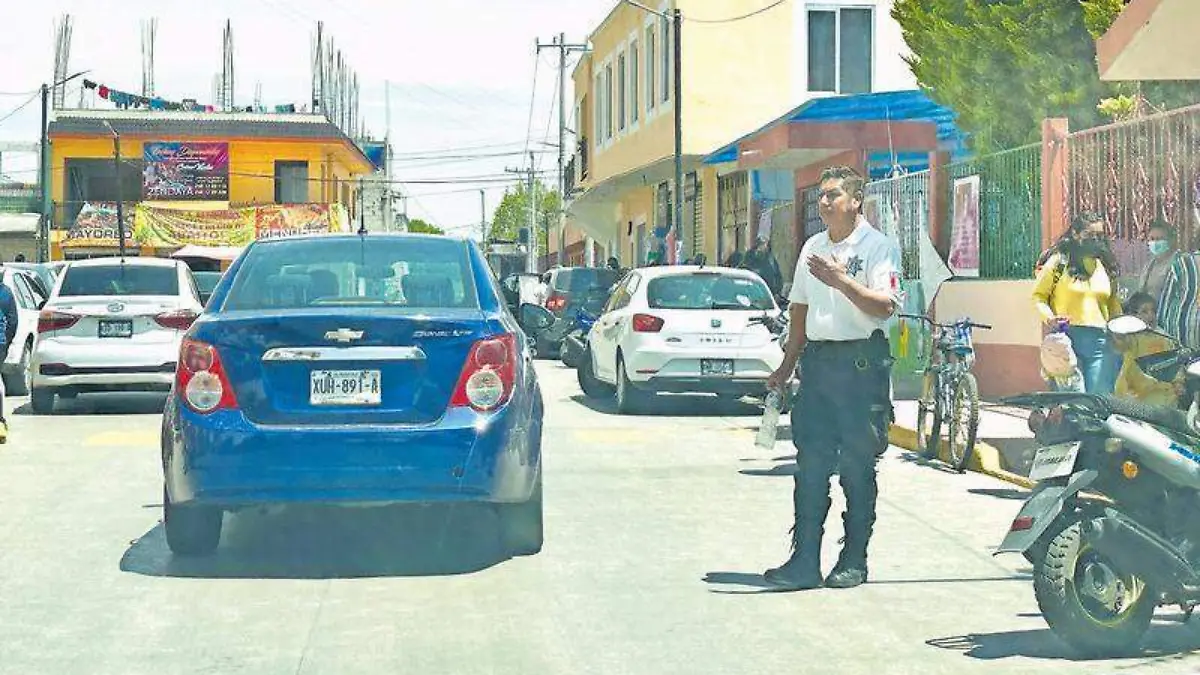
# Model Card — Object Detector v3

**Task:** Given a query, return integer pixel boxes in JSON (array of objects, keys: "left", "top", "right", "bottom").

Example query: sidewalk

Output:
[{"left": 889, "top": 398, "right": 1038, "bottom": 487}]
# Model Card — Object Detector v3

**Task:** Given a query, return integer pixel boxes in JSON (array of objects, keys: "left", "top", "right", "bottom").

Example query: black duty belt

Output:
[{"left": 803, "top": 330, "right": 891, "bottom": 369}]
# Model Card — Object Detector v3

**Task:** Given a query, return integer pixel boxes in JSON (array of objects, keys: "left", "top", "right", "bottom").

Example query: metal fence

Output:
[
  {"left": 864, "top": 170, "right": 929, "bottom": 279},
  {"left": 946, "top": 143, "right": 1043, "bottom": 279},
  {"left": 1065, "top": 103, "right": 1200, "bottom": 275}
]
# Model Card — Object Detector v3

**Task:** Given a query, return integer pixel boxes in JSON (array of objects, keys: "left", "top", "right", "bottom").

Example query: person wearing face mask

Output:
[
  {"left": 1032, "top": 211, "right": 1123, "bottom": 394},
  {"left": 1138, "top": 219, "right": 1180, "bottom": 302}
]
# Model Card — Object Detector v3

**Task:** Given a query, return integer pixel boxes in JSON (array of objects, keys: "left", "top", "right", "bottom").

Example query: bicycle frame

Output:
[{"left": 924, "top": 322, "right": 978, "bottom": 418}]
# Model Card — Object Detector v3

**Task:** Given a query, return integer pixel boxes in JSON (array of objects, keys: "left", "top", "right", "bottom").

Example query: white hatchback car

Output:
[
  {"left": 1, "top": 267, "right": 49, "bottom": 395},
  {"left": 31, "top": 257, "right": 203, "bottom": 414},
  {"left": 580, "top": 265, "right": 784, "bottom": 413}
]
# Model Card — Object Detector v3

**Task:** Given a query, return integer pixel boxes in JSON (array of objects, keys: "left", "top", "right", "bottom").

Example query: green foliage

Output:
[
  {"left": 406, "top": 218, "right": 444, "bottom": 235},
  {"left": 892, "top": 0, "right": 1200, "bottom": 153},
  {"left": 488, "top": 181, "right": 561, "bottom": 252}
]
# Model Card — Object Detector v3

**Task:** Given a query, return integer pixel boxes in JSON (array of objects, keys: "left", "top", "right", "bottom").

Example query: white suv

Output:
[
  {"left": 579, "top": 265, "right": 784, "bottom": 413},
  {"left": 31, "top": 257, "right": 203, "bottom": 414}
]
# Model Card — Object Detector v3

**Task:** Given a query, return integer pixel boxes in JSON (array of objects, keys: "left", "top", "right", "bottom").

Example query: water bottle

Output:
[{"left": 756, "top": 389, "right": 784, "bottom": 448}]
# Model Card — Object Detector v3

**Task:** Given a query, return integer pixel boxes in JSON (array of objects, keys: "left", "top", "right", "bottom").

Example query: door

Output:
[{"left": 591, "top": 273, "right": 639, "bottom": 383}]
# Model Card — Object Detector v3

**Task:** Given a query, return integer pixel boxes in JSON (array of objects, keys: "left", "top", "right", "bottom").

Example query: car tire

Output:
[
  {"left": 499, "top": 470, "right": 543, "bottom": 556},
  {"left": 4, "top": 343, "right": 31, "bottom": 396},
  {"left": 616, "top": 357, "right": 649, "bottom": 415},
  {"left": 578, "top": 349, "right": 615, "bottom": 399},
  {"left": 163, "top": 485, "right": 223, "bottom": 556},
  {"left": 30, "top": 387, "right": 55, "bottom": 415}
]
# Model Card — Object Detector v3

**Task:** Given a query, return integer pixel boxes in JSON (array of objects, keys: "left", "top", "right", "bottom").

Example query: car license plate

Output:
[
  {"left": 701, "top": 359, "right": 734, "bottom": 376},
  {"left": 310, "top": 370, "right": 382, "bottom": 406},
  {"left": 98, "top": 320, "right": 133, "bottom": 339},
  {"left": 1028, "top": 442, "right": 1081, "bottom": 481}
]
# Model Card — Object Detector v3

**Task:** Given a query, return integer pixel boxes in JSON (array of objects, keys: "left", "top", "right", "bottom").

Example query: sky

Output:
[{"left": 0, "top": 0, "right": 615, "bottom": 235}]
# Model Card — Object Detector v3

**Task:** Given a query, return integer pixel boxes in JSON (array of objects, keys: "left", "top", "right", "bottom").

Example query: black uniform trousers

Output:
[{"left": 789, "top": 330, "right": 893, "bottom": 565}]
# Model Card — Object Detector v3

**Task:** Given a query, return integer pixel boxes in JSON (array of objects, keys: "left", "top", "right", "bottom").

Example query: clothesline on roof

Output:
[{"left": 81, "top": 79, "right": 304, "bottom": 115}]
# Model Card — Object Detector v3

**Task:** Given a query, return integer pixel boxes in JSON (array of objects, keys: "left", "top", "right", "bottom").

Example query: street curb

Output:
[{"left": 888, "top": 424, "right": 1036, "bottom": 489}]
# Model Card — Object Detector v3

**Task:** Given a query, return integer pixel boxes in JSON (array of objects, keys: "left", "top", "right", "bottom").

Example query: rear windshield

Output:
[
  {"left": 552, "top": 268, "right": 621, "bottom": 292},
  {"left": 193, "top": 273, "right": 223, "bottom": 293},
  {"left": 58, "top": 264, "right": 180, "bottom": 297},
  {"left": 223, "top": 237, "right": 478, "bottom": 311},
  {"left": 646, "top": 272, "right": 775, "bottom": 311}
]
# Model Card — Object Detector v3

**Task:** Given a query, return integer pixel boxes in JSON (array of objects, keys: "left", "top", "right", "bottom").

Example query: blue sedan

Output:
[{"left": 160, "top": 234, "right": 551, "bottom": 557}]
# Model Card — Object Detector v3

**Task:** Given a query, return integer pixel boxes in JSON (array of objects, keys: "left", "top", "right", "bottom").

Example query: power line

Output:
[
  {"left": 0, "top": 91, "right": 39, "bottom": 126},
  {"left": 390, "top": 139, "right": 532, "bottom": 157},
  {"left": 522, "top": 51, "right": 541, "bottom": 166},
  {"left": 684, "top": 0, "right": 788, "bottom": 23}
]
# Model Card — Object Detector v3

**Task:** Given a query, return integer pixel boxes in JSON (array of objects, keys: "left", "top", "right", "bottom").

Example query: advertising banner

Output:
[
  {"left": 143, "top": 142, "right": 230, "bottom": 200},
  {"left": 132, "top": 203, "right": 350, "bottom": 247},
  {"left": 255, "top": 203, "right": 350, "bottom": 240},
  {"left": 61, "top": 202, "right": 135, "bottom": 248}
]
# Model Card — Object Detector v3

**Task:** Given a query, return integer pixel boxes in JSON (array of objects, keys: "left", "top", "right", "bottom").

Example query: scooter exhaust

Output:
[{"left": 1083, "top": 508, "right": 1200, "bottom": 594}]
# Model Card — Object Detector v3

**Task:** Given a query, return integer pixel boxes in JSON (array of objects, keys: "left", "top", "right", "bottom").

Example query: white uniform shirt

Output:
[{"left": 788, "top": 217, "right": 903, "bottom": 341}]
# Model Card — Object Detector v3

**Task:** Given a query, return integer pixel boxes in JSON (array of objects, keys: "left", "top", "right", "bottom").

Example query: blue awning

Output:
[{"left": 703, "top": 90, "right": 969, "bottom": 166}]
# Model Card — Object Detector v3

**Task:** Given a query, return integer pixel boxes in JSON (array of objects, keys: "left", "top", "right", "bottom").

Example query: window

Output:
[
  {"left": 10, "top": 274, "right": 36, "bottom": 309},
  {"left": 646, "top": 26, "right": 656, "bottom": 114},
  {"left": 646, "top": 272, "right": 774, "bottom": 311},
  {"left": 808, "top": 7, "right": 873, "bottom": 94},
  {"left": 630, "top": 40, "right": 640, "bottom": 124},
  {"left": 660, "top": 16, "right": 671, "bottom": 103},
  {"left": 594, "top": 74, "right": 603, "bottom": 148},
  {"left": 224, "top": 237, "right": 478, "bottom": 311},
  {"left": 617, "top": 52, "right": 627, "bottom": 132},
  {"left": 604, "top": 63, "right": 614, "bottom": 140},
  {"left": 274, "top": 161, "right": 309, "bottom": 203},
  {"left": 59, "top": 264, "right": 180, "bottom": 297}
]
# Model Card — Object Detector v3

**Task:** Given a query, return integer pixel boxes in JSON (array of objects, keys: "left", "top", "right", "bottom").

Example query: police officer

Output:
[{"left": 764, "top": 165, "right": 902, "bottom": 590}]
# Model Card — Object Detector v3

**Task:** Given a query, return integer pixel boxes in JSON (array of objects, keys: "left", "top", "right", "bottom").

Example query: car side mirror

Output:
[{"left": 520, "top": 303, "right": 555, "bottom": 331}]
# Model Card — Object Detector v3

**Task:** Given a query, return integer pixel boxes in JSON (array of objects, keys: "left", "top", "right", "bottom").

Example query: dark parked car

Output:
[{"left": 534, "top": 266, "right": 622, "bottom": 356}]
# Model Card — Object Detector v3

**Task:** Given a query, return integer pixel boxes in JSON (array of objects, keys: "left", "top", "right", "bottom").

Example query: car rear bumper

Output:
[
  {"left": 623, "top": 347, "right": 781, "bottom": 390},
  {"left": 632, "top": 375, "right": 770, "bottom": 396},
  {"left": 32, "top": 337, "right": 179, "bottom": 390},
  {"left": 164, "top": 403, "right": 542, "bottom": 509}
]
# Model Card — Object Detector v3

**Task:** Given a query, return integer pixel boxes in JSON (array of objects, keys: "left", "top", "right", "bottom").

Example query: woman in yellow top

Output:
[
  {"left": 1032, "top": 212, "right": 1123, "bottom": 394},
  {"left": 1113, "top": 292, "right": 1180, "bottom": 407}
]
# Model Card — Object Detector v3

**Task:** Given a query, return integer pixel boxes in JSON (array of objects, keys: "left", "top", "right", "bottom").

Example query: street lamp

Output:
[
  {"left": 622, "top": 0, "right": 683, "bottom": 263},
  {"left": 100, "top": 119, "right": 127, "bottom": 260},
  {"left": 37, "top": 69, "right": 89, "bottom": 263}
]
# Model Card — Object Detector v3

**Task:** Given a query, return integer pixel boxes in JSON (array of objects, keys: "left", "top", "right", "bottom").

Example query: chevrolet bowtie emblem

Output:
[{"left": 325, "top": 328, "right": 364, "bottom": 343}]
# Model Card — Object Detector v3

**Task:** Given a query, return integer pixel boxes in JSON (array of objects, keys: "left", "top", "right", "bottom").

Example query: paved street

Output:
[{"left": 2, "top": 363, "right": 1200, "bottom": 674}]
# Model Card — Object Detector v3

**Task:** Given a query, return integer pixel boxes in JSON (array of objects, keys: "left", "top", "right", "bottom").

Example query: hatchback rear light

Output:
[
  {"left": 154, "top": 309, "right": 199, "bottom": 331},
  {"left": 632, "top": 313, "right": 664, "bottom": 333},
  {"left": 176, "top": 338, "right": 238, "bottom": 413},
  {"left": 37, "top": 310, "right": 80, "bottom": 333},
  {"left": 450, "top": 333, "right": 518, "bottom": 411},
  {"left": 545, "top": 294, "right": 567, "bottom": 312}
]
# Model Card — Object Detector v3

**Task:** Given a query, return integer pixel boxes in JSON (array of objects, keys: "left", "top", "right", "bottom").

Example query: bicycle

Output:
[{"left": 900, "top": 314, "right": 992, "bottom": 473}]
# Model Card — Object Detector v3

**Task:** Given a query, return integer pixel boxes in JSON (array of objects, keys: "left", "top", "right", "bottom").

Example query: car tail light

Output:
[
  {"left": 1010, "top": 516, "right": 1034, "bottom": 532},
  {"left": 155, "top": 309, "right": 199, "bottom": 331},
  {"left": 176, "top": 338, "right": 238, "bottom": 413},
  {"left": 632, "top": 313, "right": 664, "bottom": 333},
  {"left": 450, "top": 333, "right": 518, "bottom": 411},
  {"left": 38, "top": 310, "right": 80, "bottom": 333},
  {"left": 545, "top": 294, "right": 567, "bottom": 312}
]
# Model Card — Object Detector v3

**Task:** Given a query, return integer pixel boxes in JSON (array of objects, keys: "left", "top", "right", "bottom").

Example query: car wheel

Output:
[
  {"left": 163, "top": 485, "right": 223, "bottom": 556},
  {"left": 4, "top": 343, "right": 31, "bottom": 396},
  {"left": 616, "top": 357, "right": 649, "bottom": 415},
  {"left": 30, "top": 387, "right": 55, "bottom": 415},
  {"left": 499, "top": 469, "right": 543, "bottom": 556}
]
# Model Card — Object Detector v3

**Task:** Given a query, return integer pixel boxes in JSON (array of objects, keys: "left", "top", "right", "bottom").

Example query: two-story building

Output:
[
  {"left": 47, "top": 109, "right": 375, "bottom": 259},
  {"left": 560, "top": 0, "right": 923, "bottom": 269}
]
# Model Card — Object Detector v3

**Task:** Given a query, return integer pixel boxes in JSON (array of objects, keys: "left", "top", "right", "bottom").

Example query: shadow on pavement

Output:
[
  {"left": 119, "top": 503, "right": 510, "bottom": 579},
  {"left": 13, "top": 393, "right": 167, "bottom": 417},
  {"left": 739, "top": 463, "right": 797, "bottom": 477},
  {"left": 926, "top": 621, "right": 1200, "bottom": 662},
  {"left": 703, "top": 571, "right": 1031, "bottom": 594},
  {"left": 568, "top": 393, "right": 761, "bottom": 418},
  {"left": 896, "top": 450, "right": 964, "bottom": 476},
  {"left": 967, "top": 487, "right": 1032, "bottom": 501}
]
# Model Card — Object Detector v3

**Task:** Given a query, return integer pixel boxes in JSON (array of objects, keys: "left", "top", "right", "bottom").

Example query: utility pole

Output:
[
  {"left": 479, "top": 189, "right": 487, "bottom": 243},
  {"left": 101, "top": 120, "right": 126, "bottom": 260},
  {"left": 504, "top": 156, "right": 540, "bottom": 273},
  {"left": 537, "top": 34, "right": 589, "bottom": 267},
  {"left": 37, "top": 84, "right": 50, "bottom": 263},
  {"left": 672, "top": 8, "right": 683, "bottom": 263}
]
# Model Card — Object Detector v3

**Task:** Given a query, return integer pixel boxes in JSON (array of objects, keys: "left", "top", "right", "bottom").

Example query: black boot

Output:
[
  {"left": 825, "top": 513, "right": 871, "bottom": 589},
  {"left": 764, "top": 523, "right": 823, "bottom": 590}
]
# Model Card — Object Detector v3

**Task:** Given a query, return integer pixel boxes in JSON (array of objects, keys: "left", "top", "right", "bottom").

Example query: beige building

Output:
[
  {"left": 1097, "top": 0, "right": 1200, "bottom": 81},
  {"left": 559, "top": 0, "right": 919, "bottom": 268}
]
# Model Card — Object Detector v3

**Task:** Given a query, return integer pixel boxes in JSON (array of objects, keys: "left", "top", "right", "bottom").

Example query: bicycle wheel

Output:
[
  {"left": 915, "top": 370, "right": 942, "bottom": 459},
  {"left": 947, "top": 372, "right": 980, "bottom": 473}
]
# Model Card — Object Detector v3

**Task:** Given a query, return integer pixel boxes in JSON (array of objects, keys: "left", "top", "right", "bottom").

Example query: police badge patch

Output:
[{"left": 845, "top": 255, "right": 864, "bottom": 277}]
